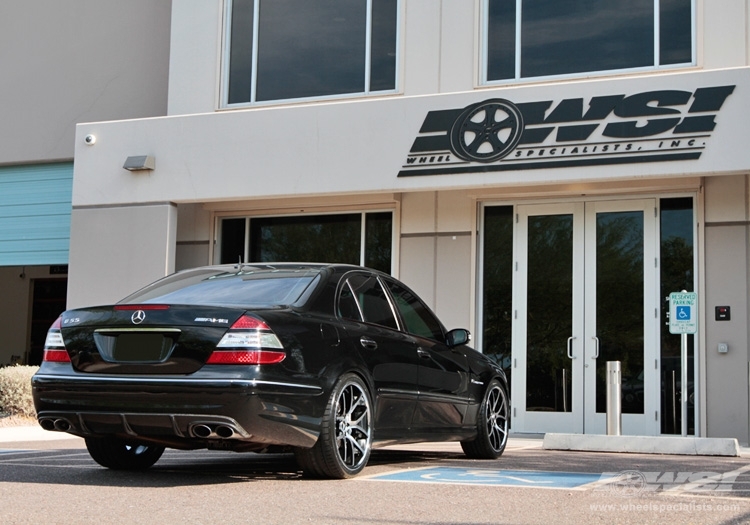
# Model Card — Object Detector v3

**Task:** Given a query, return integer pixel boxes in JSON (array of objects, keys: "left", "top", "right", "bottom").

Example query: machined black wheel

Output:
[
  {"left": 295, "top": 373, "right": 373, "bottom": 479},
  {"left": 461, "top": 380, "right": 509, "bottom": 459},
  {"left": 85, "top": 437, "right": 165, "bottom": 470}
]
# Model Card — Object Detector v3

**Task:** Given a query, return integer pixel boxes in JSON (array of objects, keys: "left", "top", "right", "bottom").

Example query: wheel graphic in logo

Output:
[
  {"left": 450, "top": 99, "right": 524, "bottom": 163},
  {"left": 606, "top": 470, "right": 647, "bottom": 497}
]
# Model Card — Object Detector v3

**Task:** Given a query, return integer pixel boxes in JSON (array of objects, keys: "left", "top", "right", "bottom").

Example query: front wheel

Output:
[
  {"left": 295, "top": 373, "right": 373, "bottom": 479},
  {"left": 85, "top": 437, "right": 165, "bottom": 470},
  {"left": 461, "top": 380, "right": 509, "bottom": 459}
]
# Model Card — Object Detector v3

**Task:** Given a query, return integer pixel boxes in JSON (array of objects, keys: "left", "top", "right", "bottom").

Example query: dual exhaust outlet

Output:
[
  {"left": 39, "top": 418, "right": 72, "bottom": 432},
  {"left": 40, "top": 417, "right": 237, "bottom": 440},
  {"left": 191, "top": 423, "right": 236, "bottom": 439}
]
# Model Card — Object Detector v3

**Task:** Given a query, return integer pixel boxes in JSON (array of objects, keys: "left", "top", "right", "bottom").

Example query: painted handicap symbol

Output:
[{"left": 676, "top": 306, "right": 691, "bottom": 320}]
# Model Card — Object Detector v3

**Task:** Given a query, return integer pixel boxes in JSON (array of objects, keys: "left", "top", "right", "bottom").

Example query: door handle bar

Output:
[
  {"left": 567, "top": 336, "right": 576, "bottom": 359},
  {"left": 592, "top": 336, "right": 599, "bottom": 359}
]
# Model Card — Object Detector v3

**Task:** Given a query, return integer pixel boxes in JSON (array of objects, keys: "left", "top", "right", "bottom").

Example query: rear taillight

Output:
[
  {"left": 206, "top": 314, "right": 286, "bottom": 365},
  {"left": 43, "top": 316, "right": 71, "bottom": 363}
]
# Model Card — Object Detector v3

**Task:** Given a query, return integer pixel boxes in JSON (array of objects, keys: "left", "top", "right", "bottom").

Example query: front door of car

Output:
[
  {"left": 383, "top": 279, "right": 471, "bottom": 433},
  {"left": 337, "top": 272, "right": 420, "bottom": 437}
]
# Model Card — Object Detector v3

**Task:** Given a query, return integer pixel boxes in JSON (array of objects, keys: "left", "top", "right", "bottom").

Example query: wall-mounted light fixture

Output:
[{"left": 123, "top": 155, "right": 155, "bottom": 171}]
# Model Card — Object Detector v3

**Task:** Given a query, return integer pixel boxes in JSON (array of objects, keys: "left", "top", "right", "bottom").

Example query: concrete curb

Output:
[{"left": 543, "top": 433, "right": 741, "bottom": 456}]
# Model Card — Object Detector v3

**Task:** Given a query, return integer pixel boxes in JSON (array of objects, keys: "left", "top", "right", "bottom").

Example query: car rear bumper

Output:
[{"left": 32, "top": 373, "right": 325, "bottom": 449}]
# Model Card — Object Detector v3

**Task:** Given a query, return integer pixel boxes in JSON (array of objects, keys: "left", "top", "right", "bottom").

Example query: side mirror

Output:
[{"left": 446, "top": 328, "right": 471, "bottom": 348}]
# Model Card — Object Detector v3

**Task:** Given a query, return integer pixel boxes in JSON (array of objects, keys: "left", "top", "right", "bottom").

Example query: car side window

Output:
[
  {"left": 339, "top": 274, "right": 399, "bottom": 330},
  {"left": 338, "top": 281, "right": 363, "bottom": 321},
  {"left": 385, "top": 280, "right": 445, "bottom": 341}
]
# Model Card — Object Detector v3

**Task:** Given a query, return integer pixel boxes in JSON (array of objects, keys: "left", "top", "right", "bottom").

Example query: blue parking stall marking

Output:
[
  {"left": 0, "top": 449, "right": 33, "bottom": 455},
  {"left": 366, "top": 467, "right": 607, "bottom": 489}
]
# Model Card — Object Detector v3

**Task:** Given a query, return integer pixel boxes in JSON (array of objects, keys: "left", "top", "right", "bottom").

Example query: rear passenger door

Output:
[
  {"left": 337, "top": 272, "right": 420, "bottom": 437},
  {"left": 383, "top": 279, "right": 471, "bottom": 433}
]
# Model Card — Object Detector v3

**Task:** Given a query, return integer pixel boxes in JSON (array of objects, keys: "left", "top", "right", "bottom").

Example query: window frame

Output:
[
  {"left": 213, "top": 209, "right": 396, "bottom": 273},
  {"left": 221, "top": 0, "right": 402, "bottom": 108},
  {"left": 480, "top": 0, "right": 696, "bottom": 86}
]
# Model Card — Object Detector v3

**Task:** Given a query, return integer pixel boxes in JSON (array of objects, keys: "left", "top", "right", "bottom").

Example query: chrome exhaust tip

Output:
[
  {"left": 192, "top": 424, "right": 213, "bottom": 438},
  {"left": 53, "top": 419, "right": 71, "bottom": 432},
  {"left": 215, "top": 425, "right": 234, "bottom": 439},
  {"left": 39, "top": 419, "right": 56, "bottom": 431}
]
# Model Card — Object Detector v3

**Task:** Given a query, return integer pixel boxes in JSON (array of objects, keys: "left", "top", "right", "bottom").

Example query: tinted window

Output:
[
  {"left": 120, "top": 267, "right": 319, "bottom": 307},
  {"left": 226, "top": 0, "right": 399, "bottom": 105},
  {"left": 486, "top": 0, "right": 693, "bottom": 82},
  {"left": 219, "top": 212, "right": 393, "bottom": 271},
  {"left": 385, "top": 280, "right": 444, "bottom": 341},
  {"left": 342, "top": 274, "right": 398, "bottom": 330}
]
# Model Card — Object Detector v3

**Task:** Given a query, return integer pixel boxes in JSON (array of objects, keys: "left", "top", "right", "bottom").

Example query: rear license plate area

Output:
[{"left": 94, "top": 331, "right": 177, "bottom": 363}]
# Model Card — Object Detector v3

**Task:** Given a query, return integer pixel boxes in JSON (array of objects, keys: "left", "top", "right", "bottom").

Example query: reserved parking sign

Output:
[{"left": 669, "top": 292, "right": 697, "bottom": 334}]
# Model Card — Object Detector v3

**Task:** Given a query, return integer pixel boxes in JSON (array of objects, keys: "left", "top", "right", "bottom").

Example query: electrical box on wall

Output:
[{"left": 715, "top": 306, "right": 731, "bottom": 321}]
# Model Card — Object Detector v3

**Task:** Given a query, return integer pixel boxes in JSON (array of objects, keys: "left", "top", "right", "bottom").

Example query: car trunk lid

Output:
[{"left": 60, "top": 305, "right": 249, "bottom": 374}]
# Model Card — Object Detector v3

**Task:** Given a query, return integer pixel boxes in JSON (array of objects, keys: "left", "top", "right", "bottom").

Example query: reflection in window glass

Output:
[
  {"left": 481, "top": 206, "right": 513, "bottom": 391},
  {"left": 486, "top": 0, "right": 693, "bottom": 82},
  {"left": 227, "top": 0, "right": 399, "bottom": 105},
  {"left": 526, "top": 214, "right": 574, "bottom": 413},
  {"left": 365, "top": 212, "right": 392, "bottom": 274},
  {"left": 221, "top": 218, "right": 246, "bottom": 265},
  {"left": 660, "top": 0, "right": 693, "bottom": 65},
  {"left": 346, "top": 274, "right": 398, "bottom": 329},
  {"left": 659, "top": 197, "right": 694, "bottom": 434},
  {"left": 594, "top": 211, "right": 644, "bottom": 415},
  {"left": 250, "top": 214, "right": 361, "bottom": 264},
  {"left": 219, "top": 212, "right": 393, "bottom": 270},
  {"left": 386, "top": 280, "right": 444, "bottom": 341}
]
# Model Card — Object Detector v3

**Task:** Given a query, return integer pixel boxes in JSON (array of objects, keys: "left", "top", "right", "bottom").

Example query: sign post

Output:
[{"left": 669, "top": 291, "right": 697, "bottom": 437}]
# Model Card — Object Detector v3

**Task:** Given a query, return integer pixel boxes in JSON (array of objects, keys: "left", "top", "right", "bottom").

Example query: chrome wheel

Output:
[
  {"left": 461, "top": 380, "right": 509, "bottom": 459},
  {"left": 295, "top": 373, "right": 373, "bottom": 478},
  {"left": 484, "top": 383, "right": 509, "bottom": 452},
  {"left": 334, "top": 380, "right": 372, "bottom": 471}
]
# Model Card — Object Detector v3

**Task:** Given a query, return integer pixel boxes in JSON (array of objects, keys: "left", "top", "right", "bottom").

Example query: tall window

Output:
[
  {"left": 225, "top": 0, "right": 399, "bottom": 106},
  {"left": 484, "top": 0, "right": 693, "bottom": 83},
  {"left": 219, "top": 212, "right": 393, "bottom": 274}
]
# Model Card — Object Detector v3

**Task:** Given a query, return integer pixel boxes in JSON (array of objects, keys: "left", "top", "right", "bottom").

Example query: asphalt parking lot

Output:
[{"left": 1, "top": 429, "right": 750, "bottom": 524}]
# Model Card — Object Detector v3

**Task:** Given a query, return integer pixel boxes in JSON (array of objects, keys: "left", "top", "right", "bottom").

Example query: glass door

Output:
[
  {"left": 512, "top": 200, "right": 659, "bottom": 435},
  {"left": 583, "top": 200, "right": 659, "bottom": 435}
]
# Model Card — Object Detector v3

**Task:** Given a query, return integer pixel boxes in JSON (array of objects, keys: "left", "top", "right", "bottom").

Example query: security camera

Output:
[{"left": 84, "top": 134, "right": 96, "bottom": 145}]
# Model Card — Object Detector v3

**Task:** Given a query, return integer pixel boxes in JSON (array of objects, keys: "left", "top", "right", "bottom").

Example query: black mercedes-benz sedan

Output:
[{"left": 32, "top": 263, "right": 509, "bottom": 478}]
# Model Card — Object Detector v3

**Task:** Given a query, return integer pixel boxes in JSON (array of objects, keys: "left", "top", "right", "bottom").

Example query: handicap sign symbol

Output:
[{"left": 676, "top": 305, "right": 691, "bottom": 320}]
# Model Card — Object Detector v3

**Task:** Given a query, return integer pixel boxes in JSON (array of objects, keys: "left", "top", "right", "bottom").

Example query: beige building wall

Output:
[
  {"left": 0, "top": 0, "right": 172, "bottom": 164},
  {"left": 704, "top": 175, "right": 750, "bottom": 441},
  {"left": 399, "top": 191, "right": 475, "bottom": 333},
  {"left": 67, "top": 204, "right": 177, "bottom": 309}
]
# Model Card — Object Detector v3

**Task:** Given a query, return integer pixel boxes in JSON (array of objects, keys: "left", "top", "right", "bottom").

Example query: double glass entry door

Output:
[{"left": 513, "top": 200, "right": 659, "bottom": 435}]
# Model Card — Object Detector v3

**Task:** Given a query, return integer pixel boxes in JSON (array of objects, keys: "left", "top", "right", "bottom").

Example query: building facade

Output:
[
  {"left": 30, "top": 1, "right": 750, "bottom": 442},
  {"left": 0, "top": 1, "right": 172, "bottom": 366}
]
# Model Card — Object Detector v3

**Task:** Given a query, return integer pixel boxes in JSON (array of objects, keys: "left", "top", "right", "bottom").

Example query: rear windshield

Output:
[{"left": 119, "top": 267, "right": 321, "bottom": 308}]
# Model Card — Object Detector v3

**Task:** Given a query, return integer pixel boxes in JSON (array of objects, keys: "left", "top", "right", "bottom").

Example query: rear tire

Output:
[
  {"left": 85, "top": 437, "right": 165, "bottom": 470},
  {"left": 295, "top": 373, "right": 373, "bottom": 479},
  {"left": 461, "top": 380, "right": 509, "bottom": 459}
]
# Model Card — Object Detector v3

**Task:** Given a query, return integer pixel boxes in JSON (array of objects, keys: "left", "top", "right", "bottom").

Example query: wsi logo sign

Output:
[{"left": 399, "top": 86, "right": 735, "bottom": 177}]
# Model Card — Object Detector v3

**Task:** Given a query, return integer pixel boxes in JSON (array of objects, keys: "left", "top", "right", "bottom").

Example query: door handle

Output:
[
  {"left": 359, "top": 336, "right": 378, "bottom": 350},
  {"left": 417, "top": 347, "right": 430, "bottom": 358},
  {"left": 567, "top": 336, "right": 576, "bottom": 359},
  {"left": 592, "top": 336, "right": 600, "bottom": 359}
]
